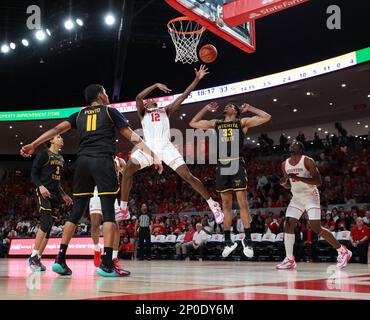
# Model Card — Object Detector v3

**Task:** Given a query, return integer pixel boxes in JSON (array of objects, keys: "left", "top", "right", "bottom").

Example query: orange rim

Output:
[{"left": 167, "top": 16, "right": 206, "bottom": 35}]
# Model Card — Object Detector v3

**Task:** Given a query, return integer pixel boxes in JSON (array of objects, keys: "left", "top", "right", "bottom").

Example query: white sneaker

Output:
[
  {"left": 115, "top": 206, "right": 130, "bottom": 222},
  {"left": 222, "top": 241, "right": 238, "bottom": 258},
  {"left": 336, "top": 246, "right": 352, "bottom": 269},
  {"left": 276, "top": 257, "right": 296, "bottom": 270},
  {"left": 210, "top": 202, "right": 224, "bottom": 224},
  {"left": 241, "top": 239, "right": 254, "bottom": 258}
]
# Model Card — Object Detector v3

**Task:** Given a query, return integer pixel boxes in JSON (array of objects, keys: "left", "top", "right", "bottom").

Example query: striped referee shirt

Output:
[{"left": 138, "top": 213, "right": 151, "bottom": 227}]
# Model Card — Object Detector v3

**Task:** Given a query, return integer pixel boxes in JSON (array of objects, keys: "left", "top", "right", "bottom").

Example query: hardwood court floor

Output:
[{"left": 0, "top": 258, "right": 369, "bottom": 300}]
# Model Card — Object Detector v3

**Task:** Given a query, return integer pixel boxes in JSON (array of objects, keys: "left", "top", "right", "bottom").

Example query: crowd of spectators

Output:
[{"left": 0, "top": 127, "right": 369, "bottom": 261}]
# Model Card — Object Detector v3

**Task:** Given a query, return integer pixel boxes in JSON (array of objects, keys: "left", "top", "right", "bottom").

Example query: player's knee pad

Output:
[
  {"left": 40, "top": 211, "right": 53, "bottom": 234},
  {"left": 67, "top": 197, "right": 89, "bottom": 225},
  {"left": 100, "top": 196, "right": 116, "bottom": 223}
]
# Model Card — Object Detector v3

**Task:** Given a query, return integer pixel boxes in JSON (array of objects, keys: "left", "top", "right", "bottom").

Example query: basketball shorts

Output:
[
  {"left": 35, "top": 188, "right": 61, "bottom": 219},
  {"left": 73, "top": 155, "right": 119, "bottom": 197},
  {"left": 286, "top": 189, "right": 321, "bottom": 220},
  {"left": 216, "top": 159, "right": 247, "bottom": 193},
  {"left": 131, "top": 141, "right": 185, "bottom": 171},
  {"left": 89, "top": 187, "right": 120, "bottom": 215}
]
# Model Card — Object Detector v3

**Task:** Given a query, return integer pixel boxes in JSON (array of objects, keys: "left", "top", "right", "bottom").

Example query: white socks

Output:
[
  {"left": 94, "top": 244, "right": 100, "bottom": 252},
  {"left": 206, "top": 198, "right": 216, "bottom": 207},
  {"left": 113, "top": 250, "right": 118, "bottom": 260},
  {"left": 284, "top": 233, "right": 295, "bottom": 260},
  {"left": 337, "top": 245, "right": 346, "bottom": 254},
  {"left": 31, "top": 249, "right": 39, "bottom": 258},
  {"left": 120, "top": 201, "right": 128, "bottom": 211}
]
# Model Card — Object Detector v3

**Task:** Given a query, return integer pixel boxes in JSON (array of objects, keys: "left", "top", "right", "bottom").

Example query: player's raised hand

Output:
[
  {"left": 240, "top": 103, "right": 252, "bottom": 113},
  {"left": 20, "top": 143, "right": 35, "bottom": 157},
  {"left": 157, "top": 83, "right": 172, "bottom": 94},
  {"left": 204, "top": 101, "right": 219, "bottom": 112},
  {"left": 195, "top": 64, "right": 209, "bottom": 80}
]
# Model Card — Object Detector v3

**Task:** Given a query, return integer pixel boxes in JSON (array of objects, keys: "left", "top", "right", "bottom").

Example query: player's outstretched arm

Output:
[
  {"left": 20, "top": 121, "right": 71, "bottom": 157},
  {"left": 189, "top": 102, "right": 218, "bottom": 130},
  {"left": 166, "top": 65, "right": 209, "bottom": 115},
  {"left": 287, "top": 158, "right": 322, "bottom": 186},
  {"left": 136, "top": 83, "right": 172, "bottom": 118},
  {"left": 240, "top": 103, "right": 271, "bottom": 129},
  {"left": 120, "top": 127, "right": 163, "bottom": 174}
]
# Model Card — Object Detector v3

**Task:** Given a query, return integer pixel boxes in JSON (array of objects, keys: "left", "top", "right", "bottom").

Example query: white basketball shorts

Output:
[
  {"left": 130, "top": 141, "right": 185, "bottom": 171},
  {"left": 286, "top": 189, "right": 321, "bottom": 220}
]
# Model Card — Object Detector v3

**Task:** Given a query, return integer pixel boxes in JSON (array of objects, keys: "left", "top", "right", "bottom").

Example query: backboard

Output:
[{"left": 165, "top": 0, "right": 256, "bottom": 54}]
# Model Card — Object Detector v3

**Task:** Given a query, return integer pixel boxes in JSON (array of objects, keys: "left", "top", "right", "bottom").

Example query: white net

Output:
[{"left": 168, "top": 17, "right": 205, "bottom": 64}]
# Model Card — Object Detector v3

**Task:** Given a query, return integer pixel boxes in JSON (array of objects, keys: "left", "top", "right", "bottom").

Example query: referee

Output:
[{"left": 136, "top": 203, "right": 152, "bottom": 260}]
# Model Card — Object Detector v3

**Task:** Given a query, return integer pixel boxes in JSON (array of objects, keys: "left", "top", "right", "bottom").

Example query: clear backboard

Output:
[{"left": 165, "top": 0, "right": 256, "bottom": 54}]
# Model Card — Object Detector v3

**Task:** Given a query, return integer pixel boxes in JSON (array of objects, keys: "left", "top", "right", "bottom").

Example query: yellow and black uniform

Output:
[
  {"left": 66, "top": 105, "right": 130, "bottom": 197},
  {"left": 31, "top": 149, "right": 64, "bottom": 235},
  {"left": 214, "top": 119, "right": 247, "bottom": 193}
]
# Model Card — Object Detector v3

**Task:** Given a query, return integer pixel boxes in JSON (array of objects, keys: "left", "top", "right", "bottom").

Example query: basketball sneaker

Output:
[
  {"left": 222, "top": 240, "right": 238, "bottom": 258},
  {"left": 94, "top": 249, "right": 101, "bottom": 268},
  {"left": 52, "top": 260, "right": 72, "bottom": 276},
  {"left": 115, "top": 206, "right": 130, "bottom": 222},
  {"left": 276, "top": 257, "right": 296, "bottom": 270},
  {"left": 336, "top": 246, "right": 352, "bottom": 269},
  {"left": 209, "top": 202, "right": 224, "bottom": 224},
  {"left": 241, "top": 238, "right": 254, "bottom": 258},
  {"left": 97, "top": 263, "right": 130, "bottom": 277},
  {"left": 27, "top": 255, "right": 42, "bottom": 272},
  {"left": 113, "top": 258, "right": 131, "bottom": 276},
  {"left": 39, "top": 260, "right": 47, "bottom": 272}
]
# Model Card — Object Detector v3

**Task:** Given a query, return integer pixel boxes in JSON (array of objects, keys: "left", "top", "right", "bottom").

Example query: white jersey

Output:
[
  {"left": 142, "top": 108, "right": 170, "bottom": 145},
  {"left": 285, "top": 155, "right": 318, "bottom": 195}
]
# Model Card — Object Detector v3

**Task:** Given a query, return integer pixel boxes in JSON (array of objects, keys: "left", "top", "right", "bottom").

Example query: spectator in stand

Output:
[
  {"left": 279, "top": 134, "right": 288, "bottom": 152},
  {"left": 265, "top": 216, "right": 280, "bottom": 234},
  {"left": 151, "top": 217, "right": 166, "bottom": 236},
  {"left": 322, "top": 214, "right": 336, "bottom": 231},
  {"left": 175, "top": 224, "right": 195, "bottom": 260},
  {"left": 336, "top": 212, "right": 348, "bottom": 232},
  {"left": 296, "top": 131, "right": 306, "bottom": 144},
  {"left": 331, "top": 208, "right": 339, "bottom": 222},
  {"left": 201, "top": 217, "right": 212, "bottom": 235},
  {"left": 298, "top": 223, "right": 318, "bottom": 262},
  {"left": 187, "top": 223, "right": 207, "bottom": 261},
  {"left": 349, "top": 217, "right": 369, "bottom": 263},
  {"left": 363, "top": 211, "right": 370, "bottom": 226},
  {"left": 119, "top": 237, "right": 134, "bottom": 260},
  {"left": 251, "top": 214, "right": 265, "bottom": 234}
]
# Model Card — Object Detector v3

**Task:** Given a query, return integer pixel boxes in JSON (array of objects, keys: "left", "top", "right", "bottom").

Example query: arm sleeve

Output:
[
  {"left": 31, "top": 150, "right": 49, "bottom": 187},
  {"left": 66, "top": 112, "right": 78, "bottom": 129},
  {"left": 108, "top": 107, "right": 131, "bottom": 130}
]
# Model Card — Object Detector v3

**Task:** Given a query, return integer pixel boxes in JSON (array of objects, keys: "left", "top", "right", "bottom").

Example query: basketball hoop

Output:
[{"left": 167, "top": 17, "right": 206, "bottom": 64}]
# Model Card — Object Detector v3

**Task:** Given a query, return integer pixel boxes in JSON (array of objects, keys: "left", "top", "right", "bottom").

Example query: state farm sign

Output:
[{"left": 223, "top": 0, "right": 310, "bottom": 26}]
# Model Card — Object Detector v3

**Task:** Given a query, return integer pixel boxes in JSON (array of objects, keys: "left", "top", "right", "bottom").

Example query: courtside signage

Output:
[
  {"left": 9, "top": 237, "right": 104, "bottom": 256},
  {"left": 0, "top": 107, "right": 80, "bottom": 122}
]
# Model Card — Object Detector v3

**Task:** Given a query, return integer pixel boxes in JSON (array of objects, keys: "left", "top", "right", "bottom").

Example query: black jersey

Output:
[
  {"left": 214, "top": 119, "right": 244, "bottom": 162},
  {"left": 31, "top": 149, "right": 64, "bottom": 193},
  {"left": 67, "top": 105, "right": 130, "bottom": 157}
]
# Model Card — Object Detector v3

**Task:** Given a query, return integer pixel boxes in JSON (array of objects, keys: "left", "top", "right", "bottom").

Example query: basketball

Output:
[{"left": 199, "top": 44, "right": 218, "bottom": 63}]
